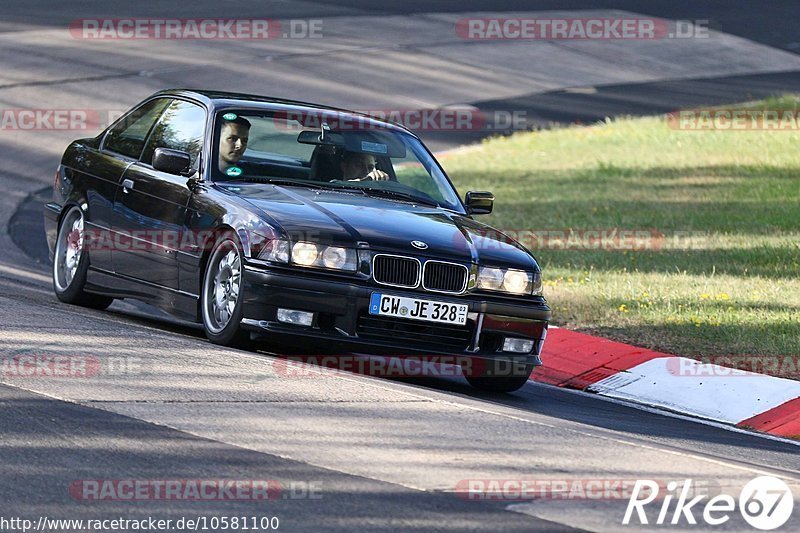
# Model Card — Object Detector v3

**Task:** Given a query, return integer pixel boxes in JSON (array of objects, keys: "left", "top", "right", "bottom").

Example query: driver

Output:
[
  {"left": 218, "top": 116, "right": 251, "bottom": 174},
  {"left": 340, "top": 151, "right": 390, "bottom": 181}
]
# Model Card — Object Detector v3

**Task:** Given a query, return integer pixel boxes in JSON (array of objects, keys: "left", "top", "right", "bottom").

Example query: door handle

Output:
[{"left": 122, "top": 179, "right": 134, "bottom": 194}]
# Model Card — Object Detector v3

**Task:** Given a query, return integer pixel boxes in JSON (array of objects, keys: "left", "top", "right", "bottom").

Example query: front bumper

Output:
[{"left": 241, "top": 264, "right": 551, "bottom": 368}]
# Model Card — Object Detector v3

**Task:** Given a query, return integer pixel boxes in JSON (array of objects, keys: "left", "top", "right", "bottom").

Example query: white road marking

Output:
[
  {"left": 0, "top": 263, "right": 50, "bottom": 283},
  {"left": 589, "top": 357, "right": 800, "bottom": 424},
  {"left": 533, "top": 381, "right": 800, "bottom": 450}
]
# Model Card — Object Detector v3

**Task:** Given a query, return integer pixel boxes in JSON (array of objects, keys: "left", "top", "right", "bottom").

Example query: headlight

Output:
[
  {"left": 291, "top": 241, "right": 357, "bottom": 271},
  {"left": 503, "top": 269, "right": 530, "bottom": 294},
  {"left": 478, "top": 267, "right": 541, "bottom": 295},
  {"left": 322, "top": 246, "right": 348, "bottom": 269},
  {"left": 256, "top": 238, "right": 289, "bottom": 263},
  {"left": 292, "top": 242, "right": 319, "bottom": 266},
  {"left": 476, "top": 267, "right": 504, "bottom": 290}
]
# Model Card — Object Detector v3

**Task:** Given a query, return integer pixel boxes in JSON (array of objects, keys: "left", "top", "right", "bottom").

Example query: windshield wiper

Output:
[
  {"left": 354, "top": 187, "right": 440, "bottom": 207},
  {"left": 220, "top": 177, "right": 346, "bottom": 191},
  {"left": 219, "top": 177, "right": 439, "bottom": 206}
]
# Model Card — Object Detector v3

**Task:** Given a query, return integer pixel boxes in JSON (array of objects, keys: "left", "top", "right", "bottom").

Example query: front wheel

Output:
[
  {"left": 201, "top": 235, "right": 249, "bottom": 347},
  {"left": 52, "top": 206, "right": 113, "bottom": 310}
]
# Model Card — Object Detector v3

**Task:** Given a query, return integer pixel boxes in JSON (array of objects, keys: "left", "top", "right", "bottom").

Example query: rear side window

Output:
[
  {"left": 104, "top": 98, "right": 171, "bottom": 159},
  {"left": 141, "top": 100, "right": 206, "bottom": 168}
]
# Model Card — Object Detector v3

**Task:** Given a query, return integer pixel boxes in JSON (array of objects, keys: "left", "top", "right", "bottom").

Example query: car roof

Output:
[{"left": 152, "top": 89, "right": 415, "bottom": 136}]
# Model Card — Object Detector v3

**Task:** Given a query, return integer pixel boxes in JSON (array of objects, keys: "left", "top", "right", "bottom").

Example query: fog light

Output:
[
  {"left": 277, "top": 308, "right": 314, "bottom": 327},
  {"left": 502, "top": 337, "right": 534, "bottom": 353}
]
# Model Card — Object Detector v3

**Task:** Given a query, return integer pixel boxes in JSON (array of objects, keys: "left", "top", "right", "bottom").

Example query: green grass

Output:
[{"left": 439, "top": 95, "right": 800, "bottom": 371}]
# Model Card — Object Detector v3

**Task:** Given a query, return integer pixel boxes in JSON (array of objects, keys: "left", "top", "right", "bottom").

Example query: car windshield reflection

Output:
[{"left": 211, "top": 111, "right": 461, "bottom": 211}]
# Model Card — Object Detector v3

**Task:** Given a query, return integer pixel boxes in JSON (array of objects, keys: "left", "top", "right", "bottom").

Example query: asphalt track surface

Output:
[{"left": 2, "top": 2, "right": 800, "bottom": 531}]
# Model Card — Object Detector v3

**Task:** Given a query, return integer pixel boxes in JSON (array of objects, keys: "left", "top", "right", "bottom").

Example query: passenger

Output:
[
  {"left": 340, "top": 151, "right": 390, "bottom": 181},
  {"left": 218, "top": 116, "right": 251, "bottom": 174}
]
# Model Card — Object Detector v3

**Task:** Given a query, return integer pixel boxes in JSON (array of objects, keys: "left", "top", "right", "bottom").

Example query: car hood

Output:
[{"left": 222, "top": 184, "right": 539, "bottom": 270}]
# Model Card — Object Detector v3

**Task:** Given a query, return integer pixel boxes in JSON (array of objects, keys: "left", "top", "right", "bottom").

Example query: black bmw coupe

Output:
[{"left": 44, "top": 89, "right": 551, "bottom": 392}]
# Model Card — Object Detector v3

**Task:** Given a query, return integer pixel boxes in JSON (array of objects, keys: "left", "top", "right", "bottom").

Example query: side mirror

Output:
[
  {"left": 465, "top": 191, "right": 494, "bottom": 215},
  {"left": 153, "top": 147, "right": 192, "bottom": 176}
]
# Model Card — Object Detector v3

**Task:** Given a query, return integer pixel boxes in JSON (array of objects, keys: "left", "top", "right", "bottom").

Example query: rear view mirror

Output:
[
  {"left": 298, "top": 129, "right": 407, "bottom": 158},
  {"left": 465, "top": 191, "right": 494, "bottom": 215},
  {"left": 297, "top": 130, "right": 345, "bottom": 147},
  {"left": 152, "top": 147, "right": 192, "bottom": 176}
]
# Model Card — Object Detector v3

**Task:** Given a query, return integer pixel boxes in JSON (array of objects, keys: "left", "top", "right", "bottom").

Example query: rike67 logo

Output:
[{"left": 624, "top": 476, "right": 794, "bottom": 530}]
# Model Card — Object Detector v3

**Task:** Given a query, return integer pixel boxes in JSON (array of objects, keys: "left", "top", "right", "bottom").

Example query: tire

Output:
[
  {"left": 201, "top": 234, "right": 249, "bottom": 347},
  {"left": 463, "top": 361, "right": 535, "bottom": 393},
  {"left": 52, "top": 206, "right": 113, "bottom": 310}
]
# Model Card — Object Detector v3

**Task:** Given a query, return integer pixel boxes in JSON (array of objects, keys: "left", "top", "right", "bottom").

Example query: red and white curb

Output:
[{"left": 537, "top": 329, "right": 800, "bottom": 439}]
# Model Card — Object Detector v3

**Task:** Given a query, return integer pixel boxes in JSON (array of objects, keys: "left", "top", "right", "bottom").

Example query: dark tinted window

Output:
[
  {"left": 104, "top": 99, "right": 170, "bottom": 159},
  {"left": 142, "top": 100, "right": 206, "bottom": 168}
]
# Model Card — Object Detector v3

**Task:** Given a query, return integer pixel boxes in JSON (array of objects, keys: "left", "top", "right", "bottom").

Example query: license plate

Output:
[{"left": 369, "top": 293, "right": 468, "bottom": 325}]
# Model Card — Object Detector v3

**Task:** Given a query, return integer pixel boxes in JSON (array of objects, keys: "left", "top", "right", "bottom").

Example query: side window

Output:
[
  {"left": 141, "top": 100, "right": 206, "bottom": 168},
  {"left": 104, "top": 99, "right": 171, "bottom": 159}
]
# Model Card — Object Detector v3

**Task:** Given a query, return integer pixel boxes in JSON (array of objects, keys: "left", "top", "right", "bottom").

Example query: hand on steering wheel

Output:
[{"left": 351, "top": 169, "right": 390, "bottom": 182}]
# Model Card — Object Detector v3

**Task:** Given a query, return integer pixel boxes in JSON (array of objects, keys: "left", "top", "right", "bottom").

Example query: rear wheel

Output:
[
  {"left": 52, "top": 206, "right": 113, "bottom": 310},
  {"left": 201, "top": 235, "right": 249, "bottom": 347}
]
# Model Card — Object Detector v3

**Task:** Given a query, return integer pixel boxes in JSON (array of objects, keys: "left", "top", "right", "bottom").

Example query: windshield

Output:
[{"left": 211, "top": 110, "right": 463, "bottom": 211}]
